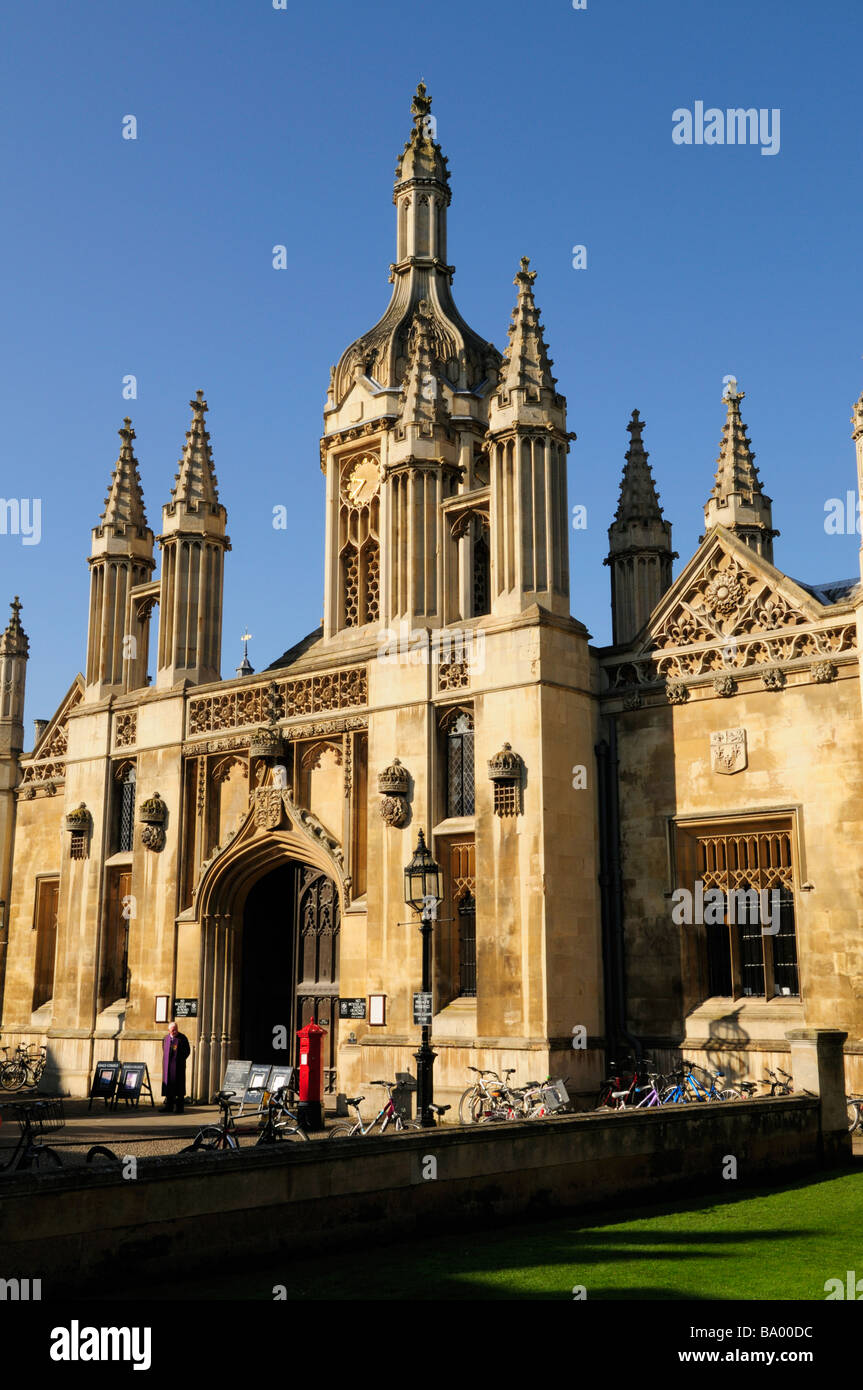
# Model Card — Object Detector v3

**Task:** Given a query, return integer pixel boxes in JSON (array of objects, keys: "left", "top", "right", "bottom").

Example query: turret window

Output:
[
  {"left": 441, "top": 708, "right": 475, "bottom": 818},
  {"left": 338, "top": 453, "right": 380, "bottom": 629},
  {"left": 112, "top": 763, "right": 136, "bottom": 855}
]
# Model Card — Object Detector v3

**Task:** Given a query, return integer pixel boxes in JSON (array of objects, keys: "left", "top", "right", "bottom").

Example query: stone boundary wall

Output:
[{"left": 0, "top": 1096, "right": 832, "bottom": 1296}]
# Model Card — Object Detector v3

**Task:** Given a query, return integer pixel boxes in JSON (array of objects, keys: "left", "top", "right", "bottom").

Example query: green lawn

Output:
[{"left": 122, "top": 1164, "right": 863, "bottom": 1301}]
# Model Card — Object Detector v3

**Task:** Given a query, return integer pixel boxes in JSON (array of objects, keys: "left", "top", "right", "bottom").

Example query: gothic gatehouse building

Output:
[{"left": 1, "top": 86, "right": 861, "bottom": 1105}]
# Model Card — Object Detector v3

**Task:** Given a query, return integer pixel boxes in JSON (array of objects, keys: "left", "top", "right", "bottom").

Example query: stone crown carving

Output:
[
  {"left": 487, "top": 743, "right": 522, "bottom": 782},
  {"left": 65, "top": 803, "right": 91, "bottom": 830},
  {"left": 377, "top": 758, "right": 410, "bottom": 796},
  {"left": 139, "top": 792, "right": 167, "bottom": 824},
  {"left": 250, "top": 726, "right": 284, "bottom": 759}
]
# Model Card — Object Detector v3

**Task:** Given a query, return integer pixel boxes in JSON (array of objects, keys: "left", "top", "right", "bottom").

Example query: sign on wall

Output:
[
  {"left": 338, "top": 998, "right": 367, "bottom": 1020},
  {"left": 173, "top": 997, "right": 198, "bottom": 1018}
]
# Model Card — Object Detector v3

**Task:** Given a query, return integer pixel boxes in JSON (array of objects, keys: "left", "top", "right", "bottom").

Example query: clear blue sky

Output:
[{"left": 1, "top": 0, "right": 860, "bottom": 733}]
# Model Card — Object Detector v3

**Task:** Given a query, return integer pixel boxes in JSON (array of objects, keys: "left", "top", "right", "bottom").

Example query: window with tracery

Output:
[
  {"left": 441, "top": 707, "right": 475, "bottom": 817},
  {"left": 338, "top": 453, "right": 380, "bottom": 628},
  {"left": 472, "top": 518, "right": 490, "bottom": 617},
  {"left": 677, "top": 822, "right": 799, "bottom": 1001},
  {"left": 113, "top": 763, "right": 136, "bottom": 854}
]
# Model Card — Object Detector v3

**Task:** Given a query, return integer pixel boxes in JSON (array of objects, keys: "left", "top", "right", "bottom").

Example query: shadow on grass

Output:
[{"left": 100, "top": 1161, "right": 861, "bottom": 1302}]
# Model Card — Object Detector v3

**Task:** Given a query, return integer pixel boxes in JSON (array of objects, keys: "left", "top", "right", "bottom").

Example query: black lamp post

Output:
[{"left": 404, "top": 829, "right": 443, "bottom": 1128}]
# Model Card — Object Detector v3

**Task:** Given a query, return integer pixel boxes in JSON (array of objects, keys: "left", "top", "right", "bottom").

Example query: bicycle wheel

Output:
[
  {"left": 327, "top": 1124, "right": 358, "bottom": 1140},
  {"left": 458, "top": 1086, "right": 482, "bottom": 1124},
  {"left": 86, "top": 1145, "right": 121, "bottom": 1164},
  {"left": 660, "top": 1085, "right": 685, "bottom": 1104},
  {"left": 847, "top": 1100, "right": 862, "bottom": 1133},
  {"left": 27, "top": 1145, "right": 63, "bottom": 1170},
  {"left": 261, "top": 1123, "right": 310, "bottom": 1144},
  {"left": 1, "top": 1062, "right": 27, "bottom": 1091},
  {"left": 717, "top": 1087, "right": 742, "bottom": 1102},
  {"left": 181, "top": 1126, "right": 237, "bottom": 1153}
]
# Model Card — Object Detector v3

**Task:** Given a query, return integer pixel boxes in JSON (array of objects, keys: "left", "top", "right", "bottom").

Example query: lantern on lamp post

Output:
[{"left": 404, "top": 829, "right": 443, "bottom": 1127}]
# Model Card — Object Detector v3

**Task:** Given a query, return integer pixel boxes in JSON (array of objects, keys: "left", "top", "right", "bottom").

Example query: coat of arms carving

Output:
[
  {"left": 710, "top": 728, "right": 747, "bottom": 775},
  {"left": 254, "top": 787, "right": 285, "bottom": 830}
]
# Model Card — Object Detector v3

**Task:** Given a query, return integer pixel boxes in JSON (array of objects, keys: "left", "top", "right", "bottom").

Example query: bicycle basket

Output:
[
  {"left": 541, "top": 1079, "right": 570, "bottom": 1111},
  {"left": 30, "top": 1097, "right": 65, "bottom": 1133}
]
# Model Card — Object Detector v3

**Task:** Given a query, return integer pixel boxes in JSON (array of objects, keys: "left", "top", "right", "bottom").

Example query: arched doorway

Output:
[
  {"left": 190, "top": 793, "right": 349, "bottom": 1102},
  {"left": 240, "top": 862, "right": 340, "bottom": 1080}
]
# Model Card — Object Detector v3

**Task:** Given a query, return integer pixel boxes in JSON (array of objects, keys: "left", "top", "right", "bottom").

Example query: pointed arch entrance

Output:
[
  {"left": 240, "top": 861, "right": 339, "bottom": 1071},
  {"left": 189, "top": 795, "right": 347, "bottom": 1101}
]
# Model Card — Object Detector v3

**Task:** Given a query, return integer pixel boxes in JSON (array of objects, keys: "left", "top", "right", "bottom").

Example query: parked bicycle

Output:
[
  {"left": 1, "top": 1043, "right": 47, "bottom": 1092},
  {"left": 596, "top": 1058, "right": 654, "bottom": 1110},
  {"left": 182, "top": 1086, "right": 309, "bottom": 1153},
  {"left": 329, "top": 1081, "right": 420, "bottom": 1138},
  {"left": 846, "top": 1095, "right": 863, "bottom": 1133},
  {"left": 762, "top": 1068, "right": 793, "bottom": 1096},
  {"left": 458, "top": 1067, "right": 521, "bottom": 1123},
  {"left": 661, "top": 1061, "right": 740, "bottom": 1104},
  {"left": 0, "top": 1098, "right": 64, "bottom": 1171}
]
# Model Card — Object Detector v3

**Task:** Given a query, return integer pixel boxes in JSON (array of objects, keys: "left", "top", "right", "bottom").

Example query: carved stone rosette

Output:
[
  {"left": 713, "top": 675, "right": 737, "bottom": 697},
  {"left": 761, "top": 667, "right": 786, "bottom": 691},
  {"left": 665, "top": 681, "right": 689, "bottom": 705},
  {"left": 810, "top": 661, "right": 837, "bottom": 683},
  {"left": 377, "top": 757, "right": 410, "bottom": 828}
]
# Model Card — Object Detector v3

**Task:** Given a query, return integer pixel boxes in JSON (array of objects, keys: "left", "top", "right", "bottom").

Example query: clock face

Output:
[{"left": 342, "top": 456, "right": 380, "bottom": 507}]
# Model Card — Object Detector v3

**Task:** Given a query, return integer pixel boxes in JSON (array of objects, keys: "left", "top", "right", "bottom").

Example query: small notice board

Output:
[
  {"left": 241, "top": 1062, "right": 273, "bottom": 1113},
  {"left": 173, "top": 997, "right": 198, "bottom": 1018},
  {"left": 114, "top": 1062, "right": 155, "bottom": 1109},
  {"left": 220, "top": 1059, "right": 252, "bottom": 1105},
  {"left": 88, "top": 1060, "right": 121, "bottom": 1109},
  {"left": 339, "top": 998, "right": 367, "bottom": 1020}
]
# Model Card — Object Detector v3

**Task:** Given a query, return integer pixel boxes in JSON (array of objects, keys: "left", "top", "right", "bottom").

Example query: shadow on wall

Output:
[{"left": 704, "top": 1007, "right": 750, "bottom": 1085}]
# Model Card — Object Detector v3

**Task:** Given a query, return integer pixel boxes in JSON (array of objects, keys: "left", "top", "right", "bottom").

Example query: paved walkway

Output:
[{"left": 0, "top": 1095, "right": 334, "bottom": 1165}]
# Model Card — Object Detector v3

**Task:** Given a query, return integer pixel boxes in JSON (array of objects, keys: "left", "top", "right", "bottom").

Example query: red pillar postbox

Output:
[{"left": 296, "top": 1020, "right": 326, "bottom": 1131}]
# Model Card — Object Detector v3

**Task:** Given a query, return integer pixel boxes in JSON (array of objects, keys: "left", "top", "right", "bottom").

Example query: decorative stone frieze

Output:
[
  {"left": 665, "top": 681, "right": 689, "bottom": 705},
  {"left": 713, "top": 675, "right": 737, "bottom": 697},
  {"left": 187, "top": 667, "right": 367, "bottom": 737}
]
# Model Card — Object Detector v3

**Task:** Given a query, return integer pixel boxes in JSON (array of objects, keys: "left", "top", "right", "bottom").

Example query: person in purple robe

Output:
[{"left": 161, "top": 1021, "right": 190, "bottom": 1113}]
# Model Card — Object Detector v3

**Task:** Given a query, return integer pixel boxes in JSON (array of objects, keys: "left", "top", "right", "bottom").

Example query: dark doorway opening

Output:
[
  {"left": 239, "top": 860, "right": 341, "bottom": 1085},
  {"left": 241, "top": 863, "right": 297, "bottom": 1064}
]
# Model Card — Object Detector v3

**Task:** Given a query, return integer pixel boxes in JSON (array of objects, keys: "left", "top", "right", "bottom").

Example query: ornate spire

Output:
[
  {"left": 606, "top": 412, "right": 675, "bottom": 645},
  {"left": 0, "top": 596, "right": 28, "bottom": 657},
  {"left": 496, "top": 258, "right": 560, "bottom": 406},
  {"left": 169, "top": 391, "right": 222, "bottom": 512},
  {"left": 329, "top": 86, "right": 499, "bottom": 405},
  {"left": 710, "top": 385, "right": 762, "bottom": 504},
  {"left": 704, "top": 383, "right": 777, "bottom": 562},
  {"left": 394, "top": 81, "right": 450, "bottom": 193},
  {"left": 99, "top": 418, "right": 149, "bottom": 536},
  {"left": 613, "top": 410, "right": 665, "bottom": 525},
  {"left": 399, "top": 300, "right": 450, "bottom": 433}
]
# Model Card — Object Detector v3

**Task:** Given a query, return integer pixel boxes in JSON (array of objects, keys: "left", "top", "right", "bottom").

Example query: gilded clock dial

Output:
[{"left": 342, "top": 456, "right": 380, "bottom": 507}]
